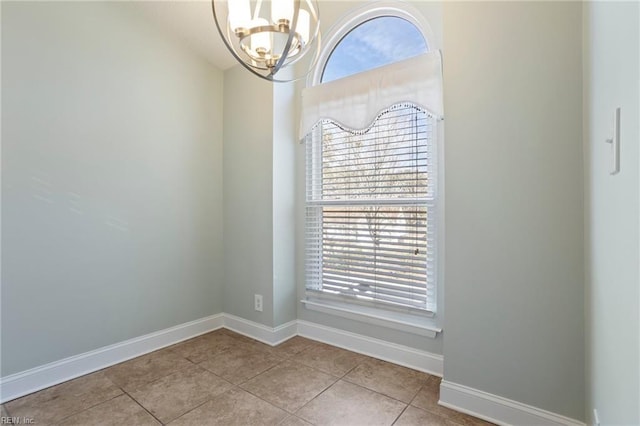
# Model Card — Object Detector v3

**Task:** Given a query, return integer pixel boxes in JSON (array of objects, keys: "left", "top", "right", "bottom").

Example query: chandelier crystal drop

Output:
[{"left": 212, "top": 0, "right": 321, "bottom": 82}]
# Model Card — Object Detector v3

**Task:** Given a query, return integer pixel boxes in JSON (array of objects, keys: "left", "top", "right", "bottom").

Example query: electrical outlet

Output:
[{"left": 254, "top": 294, "right": 263, "bottom": 312}]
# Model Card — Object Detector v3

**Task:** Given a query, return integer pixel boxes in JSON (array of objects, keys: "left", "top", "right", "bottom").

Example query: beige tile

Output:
[
  {"left": 241, "top": 360, "right": 337, "bottom": 413},
  {"left": 292, "top": 342, "right": 366, "bottom": 377},
  {"left": 129, "top": 364, "right": 233, "bottom": 423},
  {"left": 279, "top": 415, "right": 313, "bottom": 426},
  {"left": 169, "top": 332, "right": 239, "bottom": 363},
  {"left": 411, "top": 377, "right": 494, "bottom": 425},
  {"left": 273, "top": 336, "right": 320, "bottom": 358},
  {"left": 343, "top": 357, "right": 429, "bottom": 403},
  {"left": 220, "top": 330, "right": 317, "bottom": 359},
  {"left": 170, "top": 388, "right": 288, "bottom": 426},
  {"left": 60, "top": 394, "right": 160, "bottom": 426},
  {"left": 225, "top": 334, "right": 286, "bottom": 357},
  {"left": 296, "top": 380, "right": 406, "bottom": 426},
  {"left": 198, "top": 343, "right": 283, "bottom": 384},
  {"left": 104, "top": 348, "right": 193, "bottom": 392},
  {"left": 5, "top": 371, "right": 122, "bottom": 425},
  {"left": 410, "top": 376, "right": 444, "bottom": 412},
  {"left": 394, "top": 405, "right": 458, "bottom": 426}
]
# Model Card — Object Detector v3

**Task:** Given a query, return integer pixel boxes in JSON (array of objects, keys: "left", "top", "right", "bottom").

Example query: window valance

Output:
[{"left": 299, "top": 50, "right": 443, "bottom": 140}]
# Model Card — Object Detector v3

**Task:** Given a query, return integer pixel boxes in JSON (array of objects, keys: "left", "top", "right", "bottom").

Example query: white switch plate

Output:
[{"left": 605, "top": 107, "right": 620, "bottom": 175}]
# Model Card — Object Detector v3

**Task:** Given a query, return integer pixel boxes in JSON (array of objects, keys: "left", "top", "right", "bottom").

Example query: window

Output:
[
  {"left": 300, "top": 7, "right": 443, "bottom": 330},
  {"left": 305, "top": 104, "right": 436, "bottom": 313},
  {"left": 321, "top": 16, "right": 427, "bottom": 83}
]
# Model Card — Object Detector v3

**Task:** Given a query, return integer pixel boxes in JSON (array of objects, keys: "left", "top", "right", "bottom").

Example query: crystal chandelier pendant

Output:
[{"left": 212, "top": 0, "right": 321, "bottom": 83}]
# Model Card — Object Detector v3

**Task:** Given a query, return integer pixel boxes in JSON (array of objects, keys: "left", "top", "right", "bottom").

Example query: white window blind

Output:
[
  {"left": 302, "top": 51, "right": 443, "bottom": 315},
  {"left": 305, "top": 104, "right": 437, "bottom": 313}
]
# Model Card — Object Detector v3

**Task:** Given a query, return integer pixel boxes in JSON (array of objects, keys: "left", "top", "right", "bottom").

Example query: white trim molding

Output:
[
  {"left": 0, "top": 314, "right": 587, "bottom": 426},
  {"left": 301, "top": 298, "right": 440, "bottom": 339},
  {"left": 0, "top": 314, "right": 224, "bottom": 404},
  {"left": 297, "top": 320, "right": 443, "bottom": 377},
  {"left": 222, "top": 313, "right": 298, "bottom": 346},
  {"left": 0, "top": 314, "right": 443, "bottom": 404},
  {"left": 439, "top": 380, "right": 586, "bottom": 426}
]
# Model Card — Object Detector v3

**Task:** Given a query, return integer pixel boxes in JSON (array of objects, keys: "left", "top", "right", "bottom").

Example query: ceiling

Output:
[
  {"left": 130, "top": 0, "right": 238, "bottom": 70},
  {"left": 130, "top": 1, "right": 350, "bottom": 72}
]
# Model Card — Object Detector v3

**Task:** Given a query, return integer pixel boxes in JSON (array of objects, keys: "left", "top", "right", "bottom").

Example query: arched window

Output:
[
  {"left": 301, "top": 4, "right": 443, "bottom": 334},
  {"left": 321, "top": 16, "right": 428, "bottom": 83}
]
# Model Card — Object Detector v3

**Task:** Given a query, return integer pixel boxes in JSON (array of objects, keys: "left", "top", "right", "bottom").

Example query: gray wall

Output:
[
  {"left": 1, "top": 2, "right": 224, "bottom": 376},
  {"left": 442, "top": 1, "right": 585, "bottom": 420},
  {"left": 222, "top": 66, "right": 275, "bottom": 326},
  {"left": 222, "top": 66, "right": 298, "bottom": 329},
  {"left": 584, "top": 1, "right": 640, "bottom": 424}
]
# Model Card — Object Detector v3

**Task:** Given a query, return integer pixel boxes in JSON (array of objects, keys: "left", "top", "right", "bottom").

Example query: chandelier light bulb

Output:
[
  {"left": 272, "top": 0, "right": 294, "bottom": 26},
  {"left": 296, "top": 9, "right": 310, "bottom": 44},
  {"left": 228, "top": 0, "right": 251, "bottom": 33},
  {"left": 212, "top": 0, "right": 321, "bottom": 82}
]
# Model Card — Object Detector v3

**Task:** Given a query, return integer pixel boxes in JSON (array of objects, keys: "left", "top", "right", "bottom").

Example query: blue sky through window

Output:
[{"left": 321, "top": 17, "right": 427, "bottom": 83}]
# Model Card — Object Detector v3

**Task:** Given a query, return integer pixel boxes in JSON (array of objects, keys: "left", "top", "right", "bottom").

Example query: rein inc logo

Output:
[{"left": 1, "top": 417, "right": 34, "bottom": 424}]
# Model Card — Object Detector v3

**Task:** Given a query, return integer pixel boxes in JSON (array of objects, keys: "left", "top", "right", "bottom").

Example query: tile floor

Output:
[{"left": 3, "top": 329, "right": 493, "bottom": 425}]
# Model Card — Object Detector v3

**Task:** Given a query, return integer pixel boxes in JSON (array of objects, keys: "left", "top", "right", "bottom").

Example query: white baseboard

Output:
[
  {"left": 0, "top": 313, "right": 442, "bottom": 404},
  {"left": 223, "top": 314, "right": 298, "bottom": 346},
  {"left": 297, "top": 320, "right": 443, "bottom": 377},
  {"left": 439, "top": 380, "right": 585, "bottom": 426},
  {"left": 0, "top": 314, "right": 224, "bottom": 404},
  {"left": 0, "top": 313, "right": 298, "bottom": 404},
  {"left": 0, "top": 314, "right": 583, "bottom": 426}
]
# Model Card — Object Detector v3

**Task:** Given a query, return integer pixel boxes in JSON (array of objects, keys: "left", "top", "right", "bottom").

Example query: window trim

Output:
[
  {"left": 303, "top": 2, "right": 444, "bottom": 337},
  {"left": 301, "top": 297, "right": 441, "bottom": 338}
]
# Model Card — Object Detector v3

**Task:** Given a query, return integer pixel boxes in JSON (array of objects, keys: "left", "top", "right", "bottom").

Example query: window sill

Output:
[{"left": 301, "top": 297, "right": 442, "bottom": 339}]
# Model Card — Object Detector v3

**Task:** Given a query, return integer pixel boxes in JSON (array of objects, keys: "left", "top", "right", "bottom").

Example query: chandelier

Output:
[{"left": 212, "top": 0, "right": 321, "bottom": 82}]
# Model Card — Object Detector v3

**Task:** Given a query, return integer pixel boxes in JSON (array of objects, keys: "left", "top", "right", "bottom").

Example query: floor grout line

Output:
[
  {"left": 391, "top": 403, "right": 411, "bottom": 426},
  {"left": 52, "top": 392, "right": 125, "bottom": 425},
  {"left": 157, "top": 388, "right": 228, "bottom": 425},
  {"left": 122, "top": 390, "right": 166, "bottom": 425}
]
